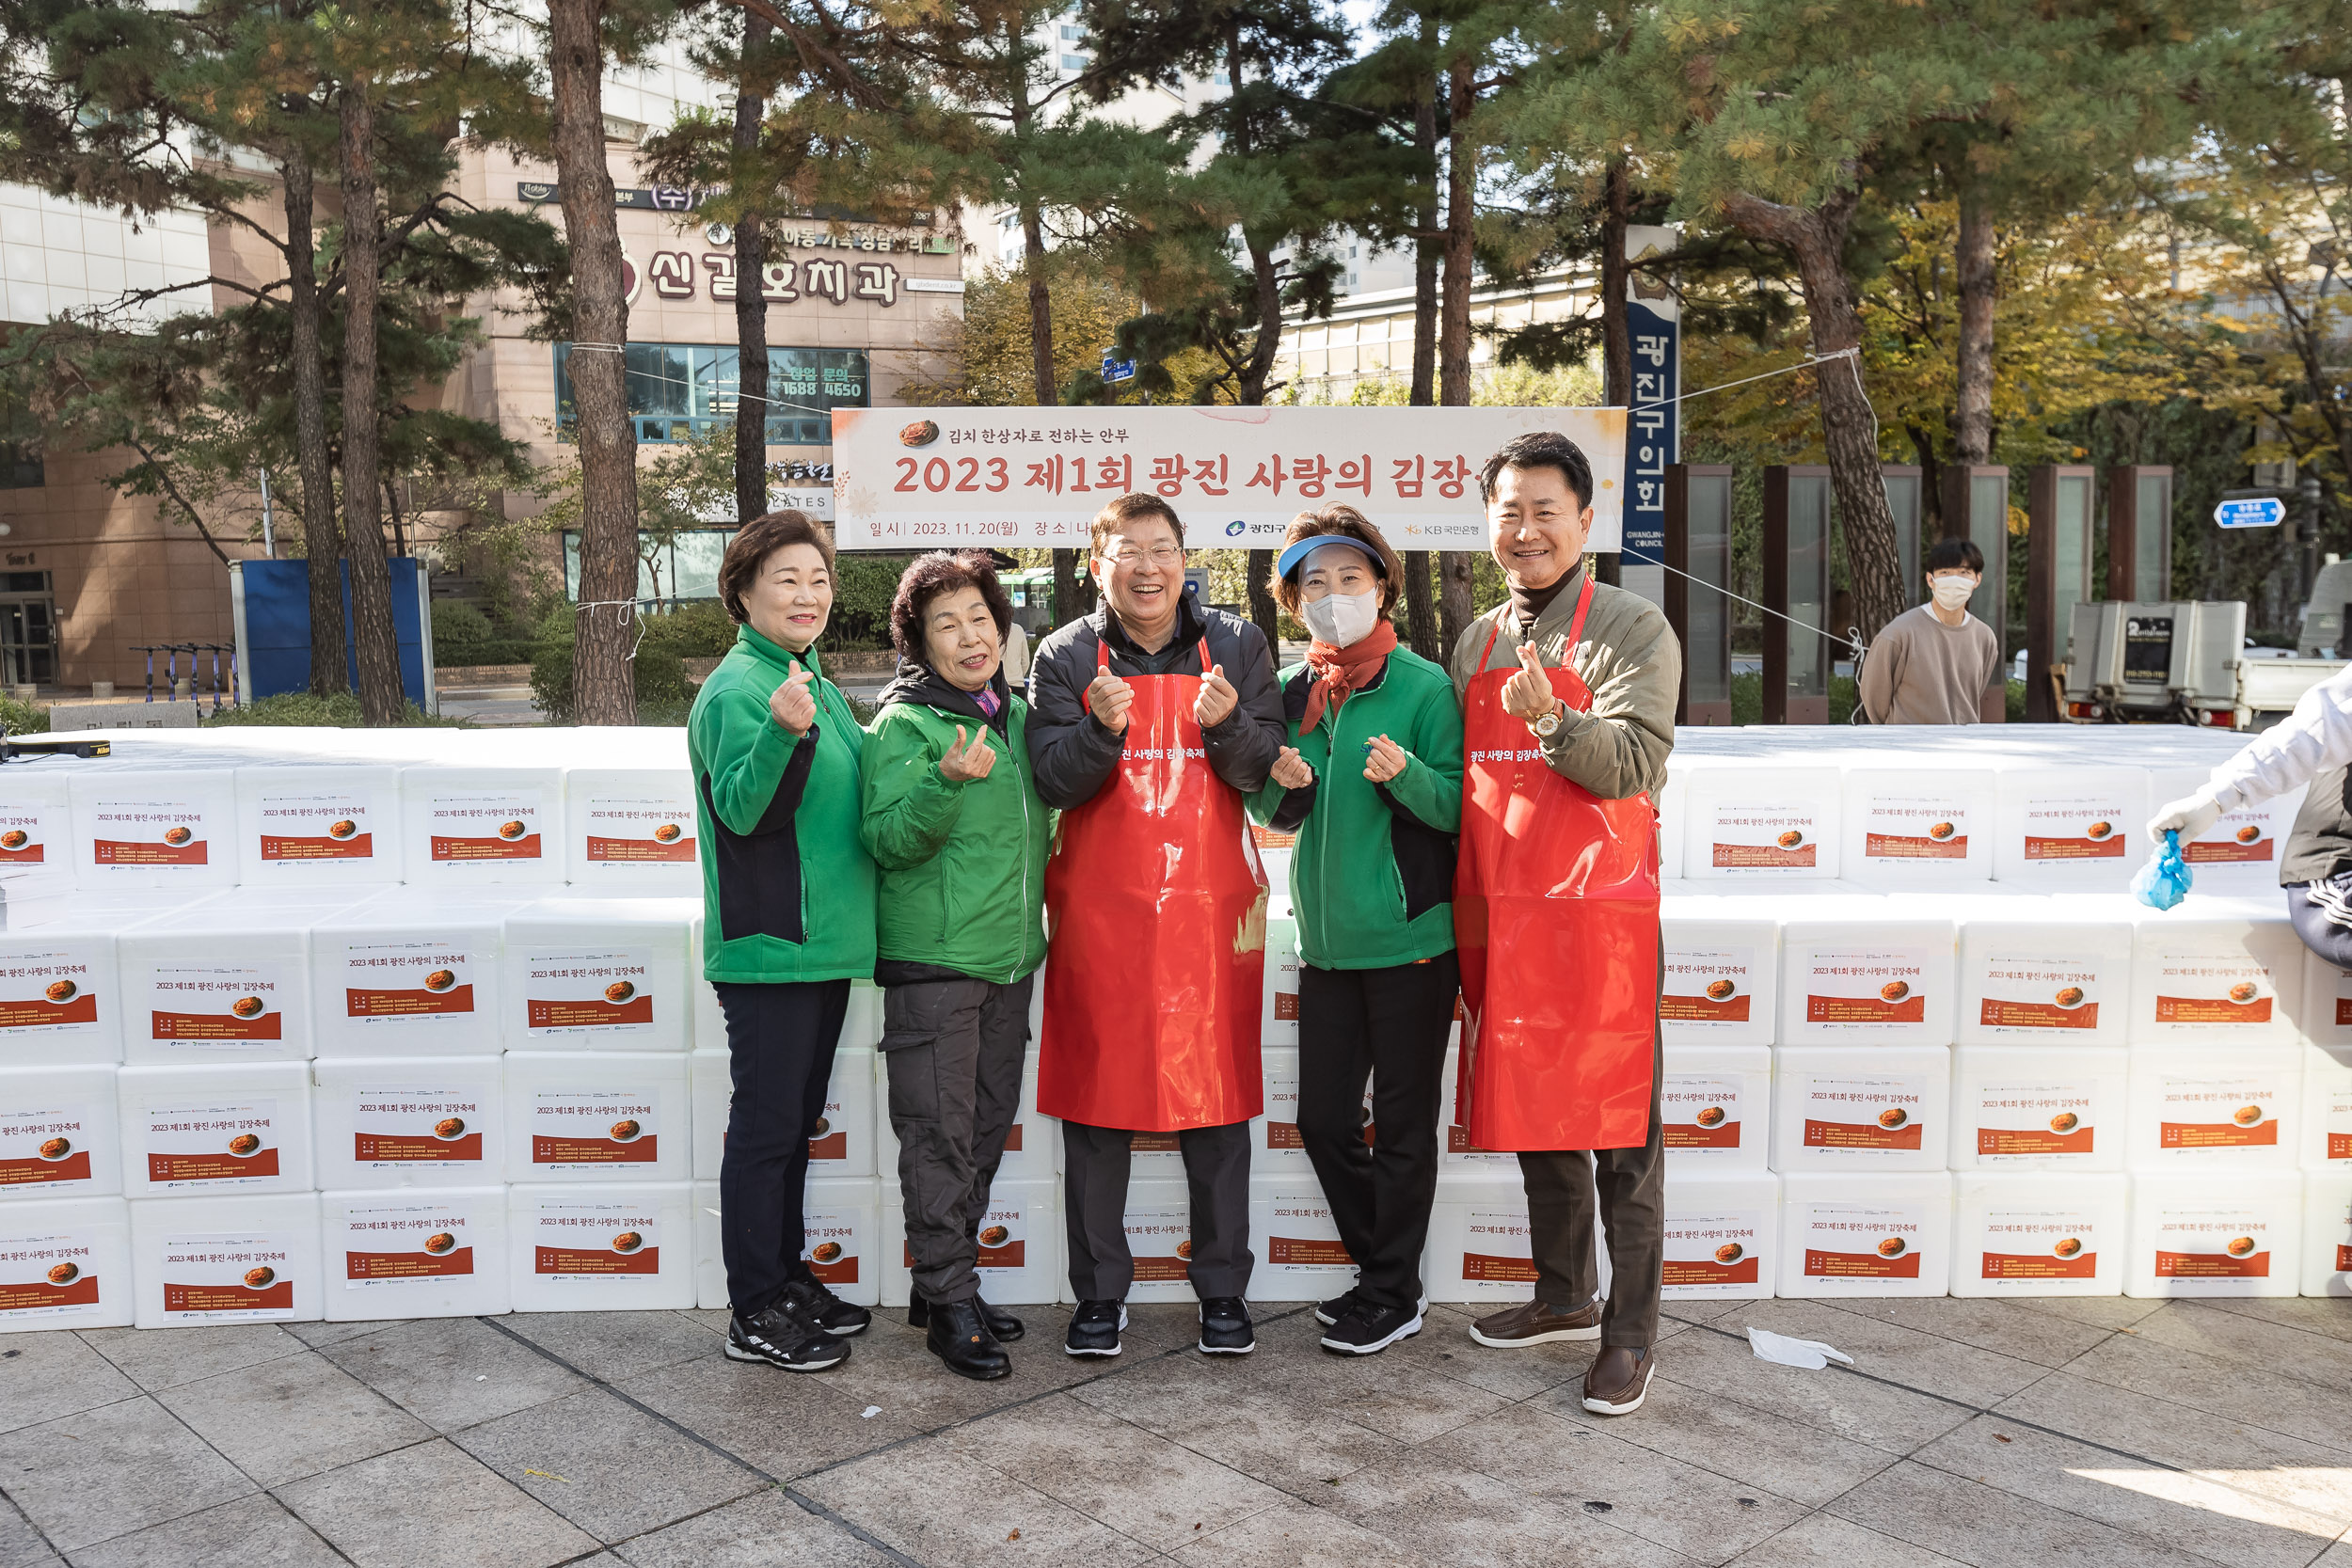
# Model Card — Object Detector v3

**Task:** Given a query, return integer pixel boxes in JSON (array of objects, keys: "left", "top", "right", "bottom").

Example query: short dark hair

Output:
[
  {"left": 1478, "top": 432, "right": 1594, "bottom": 511},
  {"left": 1926, "top": 536, "right": 1986, "bottom": 575},
  {"left": 1267, "top": 505, "right": 1403, "bottom": 616},
  {"left": 889, "top": 551, "right": 1015, "bottom": 660},
  {"left": 1089, "top": 493, "right": 1184, "bottom": 557},
  {"left": 717, "top": 510, "right": 834, "bottom": 625}
]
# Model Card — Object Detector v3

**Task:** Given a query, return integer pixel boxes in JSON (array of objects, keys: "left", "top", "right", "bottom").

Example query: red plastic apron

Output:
[
  {"left": 1039, "top": 637, "right": 1267, "bottom": 1131},
  {"left": 1454, "top": 578, "right": 1660, "bottom": 1151}
]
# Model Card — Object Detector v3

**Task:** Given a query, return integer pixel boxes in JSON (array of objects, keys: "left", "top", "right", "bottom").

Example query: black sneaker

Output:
[
  {"left": 1198, "top": 1296, "right": 1254, "bottom": 1355},
  {"left": 1321, "top": 1299, "right": 1423, "bottom": 1356},
  {"left": 1314, "top": 1288, "right": 1362, "bottom": 1327},
  {"left": 1065, "top": 1298, "right": 1127, "bottom": 1357},
  {"left": 725, "top": 1305, "right": 850, "bottom": 1371},
  {"left": 782, "top": 1276, "right": 871, "bottom": 1338}
]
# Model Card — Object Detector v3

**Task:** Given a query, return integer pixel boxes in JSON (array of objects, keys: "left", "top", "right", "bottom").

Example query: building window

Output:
[
  {"left": 1059, "top": 24, "right": 1084, "bottom": 40},
  {"left": 1061, "top": 52, "right": 1088, "bottom": 70},
  {"left": 0, "top": 393, "right": 40, "bottom": 489},
  {"left": 552, "top": 343, "right": 870, "bottom": 446},
  {"left": 1212, "top": 70, "right": 1230, "bottom": 86}
]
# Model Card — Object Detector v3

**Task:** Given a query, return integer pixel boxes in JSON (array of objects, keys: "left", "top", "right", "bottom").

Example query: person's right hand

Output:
[
  {"left": 1089, "top": 672, "right": 1136, "bottom": 734},
  {"left": 2147, "top": 792, "right": 2222, "bottom": 847},
  {"left": 770, "top": 668, "right": 816, "bottom": 736},
  {"left": 939, "top": 725, "right": 996, "bottom": 783},
  {"left": 1270, "top": 745, "right": 1314, "bottom": 790}
]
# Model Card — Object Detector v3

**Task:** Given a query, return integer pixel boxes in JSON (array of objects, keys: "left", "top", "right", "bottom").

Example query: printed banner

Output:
[
  {"left": 1124, "top": 1206, "right": 1191, "bottom": 1282},
  {"left": 0, "top": 1231, "right": 103, "bottom": 1319},
  {"left": 351, "top": 1089, "right": 487, "bottom": 1165},
  {"left": 580, "top": 798, "right": 696, "bottom": 863},
  {"left": 342, "top": 1204, "right": 479, "bottom": 1285},
  {"left": 1660, "top": 947, "right": 1756, "bottom": 1024},
  {"left": 0, "top": 1107, "right": 99, "bottom": 1188},
  {"left": 254, "top": 793, "right": 377, "bottom": 863},
  {"left": 159, "top": 1234, "right": 297, "bottom": 1320},
  {"left": 424, "top": 793, "right": 545, "bottom": 862},
  {"left": 529, "top": 1090, "right": 660, "bottom": 1167},
  {"left": 532, "top": 1202, "right": 661, "bottom": 1276}
]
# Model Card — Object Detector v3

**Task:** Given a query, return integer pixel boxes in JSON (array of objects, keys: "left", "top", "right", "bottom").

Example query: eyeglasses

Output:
[{"left": 1103, "top": 545, "right": 1184, "bottom": 569}]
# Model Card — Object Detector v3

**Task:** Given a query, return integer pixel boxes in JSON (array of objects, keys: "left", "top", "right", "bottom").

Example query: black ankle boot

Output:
[
  {"left": 908, "top": 1294, "right": 1025, "bottom": 1341},
  {"left": 926, "top": 1298, "right": 1011, "bottom": 1381}
]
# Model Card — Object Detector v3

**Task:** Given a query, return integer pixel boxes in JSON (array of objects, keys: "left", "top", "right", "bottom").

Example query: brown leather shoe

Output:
[
  {"left": 1467, "top": 1296, "right": 1602, "bottom": 1348},
  {"left": 1581, "top": 1344, "right": 1654, "bottom": 1415}
]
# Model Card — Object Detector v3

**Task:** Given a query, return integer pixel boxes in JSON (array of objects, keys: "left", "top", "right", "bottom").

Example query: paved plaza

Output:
[{"left": 0, "top": 1293, "right": 2346, "bottom": 1567}]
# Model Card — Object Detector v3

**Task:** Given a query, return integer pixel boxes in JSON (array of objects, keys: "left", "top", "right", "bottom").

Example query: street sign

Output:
[
  {"left": 1101, "top": 353, "right": 1136, "bottom": 384},
  {"left": 2214, "top": 495, "right": 2285, "bottom": 529}
]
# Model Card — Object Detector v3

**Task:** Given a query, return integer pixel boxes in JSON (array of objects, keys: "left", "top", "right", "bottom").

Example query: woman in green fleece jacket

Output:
[
  {"left": 689, "top": 510, "right": 876, "bottom": 1375},
  {"left": 860, "top": 551, "right": 1049, "bottom": 1383},
  {"left": 1248, "top": 505, "right": 1464, "bottom": 1359}
]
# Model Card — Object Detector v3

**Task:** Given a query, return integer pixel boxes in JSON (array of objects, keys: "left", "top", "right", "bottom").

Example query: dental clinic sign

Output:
[{"left": 830, "top": 406, "right": 1629, "bottom": 551}]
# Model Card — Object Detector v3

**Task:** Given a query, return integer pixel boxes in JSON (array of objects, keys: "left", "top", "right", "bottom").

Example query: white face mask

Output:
[
  {"left": 1302, "top": 590, "right": 1381, "bottom": 648},
  {"left": 1931, "top": 576, "right": 1976, "bottom": 611}
]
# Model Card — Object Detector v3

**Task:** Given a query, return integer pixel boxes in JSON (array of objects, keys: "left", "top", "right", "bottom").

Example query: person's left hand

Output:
[
  {"left": 1502, "top": 641, "right": 1558, "bottom": 724},
  {"left": 1195, "top": 662, "right": 1238, "bottom": 727},
  {"left": 1362, "top": 734, "right": 1410, "bottom": 784}
]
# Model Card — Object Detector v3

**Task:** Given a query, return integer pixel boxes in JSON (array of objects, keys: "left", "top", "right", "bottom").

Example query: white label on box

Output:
[
  {"left": 1976, "top": 954, "right": 2103, "bottom": 1032},
  {"left": 0, "top": 947, "right": 102, "bottom": 1039},
  {"left": 341, "top": 1202, "right": 477, "bottom": 1287},
  {"left": 1978, "top": 1207, "right": 2098, "bottom": 1282},
  {"left": 0, "top": 1228, "right": 103, "bottom": 1320},
  {"left": 145, "top": 961, "right": 293, "bottom": 1049},
  {"left": 1661, "top": 946, "right": 1756, "bottom": 1027},
  {"left": 1972, "top": 1079, "right": 2098, "bottom": 1160},
  {"left": 2151, "top": 1206, "right": 2272, "bottom": 1280},
  {"left": 972, "top": 1197, "right": 1027, "bottom": 1271},
  {"left": 1663, "top": 1210, "right": 1766, "bottom": 1291},
  {"left": 1859, "top": 796, "right": 1972, "bottom": 862},
  {"left": 2154, "top": 1074, "right": 2286, "bottom": 1151},
  {"left": 1461, "top": 1208, "right": 1535, "bottom": 1284},
  {"left": 2183, "top": 804, "right": 2278, "bottom": 866},
  {"left": 352, "top": 1088, "right": 488, "bottom": 1168},
  {"left": 1661, "top": 1074, "right": 1749, "bottom": 1154},
  {"left": 342, "top": 942, "right": 481, "bottom": 1024},
  {"left": 1263, "top": 1063, "right": 1303, "bottom": 1149},
  {"left": 1708, "top": 804, "right": 1823, "bottom": 871},
  {"left": 1125, "top": 1205, "right": 1192, "bottom": 1283},
  {"left": 520, "top": 949, "right": 655, "bottom": 1037},
  {"left": 2323, "top": 1080, "right": 2352, "bottom": 1163},
  {"left": 2324, "top": 968, "right": 2352, "bottom": 1037},
  {"left": 581, "top": 797, "right": 696, "bottom": 864},
  {"left": 808, "top": 1083, "right": 851, "bottom": 1163},
  {"left": 142, "top": 1101, "right": 282, "bottom": 1189},
  {"left": 1800, "top": 1075, "right": 1932, "bottom": 1153},
  {"left": 0, "top": 800, "right": 60, "bottom": 867},
  {"left": 530, "top": 1089, "right": 661, "bottom": 1169},
  {"left": 1802, "top": 949, "right": 1931, "bottom": 1029},
  {"left": 0, "top": 1104, "right": 101, "bottom": 1192},
  {"left": 2150, "top": 956, "right": 2276, "bottom": 1027},
  {"left": 532, "top": 1202, "right": 660, "bottom": 1277},
  {"left": 2019, "top": 795, "right": 2132, "bottom": 863},
  {"left": 1800, "top": 1202, "right": 1928, "bottom": 1280},
  {"left": 802, "top": 1208, "right": 865, "bottom": 1286},
  {"left": 160, "top": 1232, "right": 298, "bottom": 1320},
  {"left": 427, "top": 792, "right": 545, "bottom": 863},
  {"left": 255, "top": 792, "right": 378, "bottom": 863},
  {"left": 88, "top": 798, "right": 217, "bottom": 870},
  {"left": 1263, "top": 1197, "right": 1350, "bottom": 1270}
]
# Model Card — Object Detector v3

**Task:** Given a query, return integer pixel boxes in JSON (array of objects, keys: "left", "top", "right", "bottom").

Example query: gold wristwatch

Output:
[{"left": 1529, "top": 703, "right": 1564, "bottom": 739}]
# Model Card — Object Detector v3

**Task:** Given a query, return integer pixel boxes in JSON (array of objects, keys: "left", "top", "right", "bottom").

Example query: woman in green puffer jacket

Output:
[
  {"left": 1248, "top": 504, "right": 1464, "bottom": 1359},
  {"left": 860, "top": 551, "right": 1049, "bottom": 1383}
]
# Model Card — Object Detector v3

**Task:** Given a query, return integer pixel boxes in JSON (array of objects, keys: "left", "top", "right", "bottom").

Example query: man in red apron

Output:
[
  {"left": 1448, "top": 432, "right": 1679, "bottom": 1417},
  {"left": 1025, "top": 493, "right": 1286, "bottom": 1358}
]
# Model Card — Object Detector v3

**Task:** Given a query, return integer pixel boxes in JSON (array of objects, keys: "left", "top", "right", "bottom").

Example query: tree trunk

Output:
[
  {"left": 338, "top": 67, "right": 403, "bottom": 726},
  {"left": 1592, "top": 159, "right": 1632, "bottom": 589},
  {"left": 1398, "top": 65, "right": 1439, "bottom": 661},
  {"left": 1436, "top": 58, "right": 1476, "bottom": 655},
  {"left": 1236, "top": 241, "right": 1283, "bottom": 650},
  {"left": 281, "top": 156, "right": 345, "bottom": 696},
  {"left": 732, "top": 11, "right": 771, "bottom": 523},
  {"left": 1721, "top": 186, "right": 1904, "bottom": 642},
  {"left": 1019, "top": 190, "right": 1085, "bottom": 627},
  {"left": 1952, "top": 185, "right": 1994, "bottom": 468},
  {"left": 550, "top": 0, "right": 641, "bottom": 724}
]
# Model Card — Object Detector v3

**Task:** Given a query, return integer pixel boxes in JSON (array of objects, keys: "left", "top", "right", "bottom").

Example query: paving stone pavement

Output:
[{"left": 0, "top": 1294, "right": 2347, "bottom": 1567}]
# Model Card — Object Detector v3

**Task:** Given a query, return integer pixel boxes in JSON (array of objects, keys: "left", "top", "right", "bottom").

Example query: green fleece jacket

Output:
[
  {"left": 689, "top": 626, "right": 876, "bottom": 983},
  {"left": 859, "top": 664, "right": 1049, "bottom": 986},
  {"left": 1248, "top": 644, "right": 1463, "bottom": 971}
]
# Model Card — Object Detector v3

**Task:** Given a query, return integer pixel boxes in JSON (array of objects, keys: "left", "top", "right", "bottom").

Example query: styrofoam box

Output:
[
  {"left": 1248, "top": 1173, "right": 1358, "bottom": 1303},
  {"left": 800, "top": 1176, "right": 882, "bottom": 1309},
  {"left": 809, "top": 1049, "right": 877, "bottom": 1180},
  {"left": 1992, "top": 766, "right": 2150, "bottom": 890},
  {"left": 71, "top": 769, "right": 239, "bottom": 891},
  {"left": 1949, "top": 1046, "right": 2129, "bottom": 1172},
  {"left": 311, "top": 1056, "right": 504, "bottom": 1189},
  {"left": 692, "top": 1179, "right": 724, "bottom": 1309},
  {"left": 2306, "top": 1046, "right": 2351, "bottom": 1171},
  {"left": 1661, "top": 1171, "right": 1779, "bottom": 1300},
  {"left": 0, "top": 1196, "right": 132, "bottom": 1331},
  {"left": 1681, "top": 766, "right": 1842, "bottom": 880},
  {"left": 2149, "top": 766, "right": 2305, "bottom": 896},
  {"left": 0, "top": 769, "right": 71, "bottom": 885},
  {"left": 1951, "top": 1171, "right": 2126, "bottom": 1297},
  {"left": 0, "top": 1065, "right": 121, "bottom": 1199},
  {"left": 1659, "top": 903, "right": 1780, "bottom": 1048},
  {"left": 691, "top": 1048, "right": 728, "bottom": 1181},
  {"left": 886, "top": 1175, "right": 1059, "bottom": 1307},
  {"left": 1772, "top": 1046, "right": 1950, "bottom": 1172},
  {"left": 2125, "top": 1046, "right": 2302, "bottom": 1170},
  {"left": 1082, "top": 1175, "right": 1194, "bottom": 1304},
  {"left": 1779, "top": 915, "right": 1956, "bottom": 1047},
  {"left": 508, "top": 1181, "right": 694, "bottom": 1311},
  {"left": 502, "top": 898, "right": 696, "bottom": 1052},
  {"left": 501, "top": 1051, "right": 691, "bottom": 1183},
  {"left": 2126, "top": 907, "right": 2304, "bottom": 1048},
  {"left": 233, "top": 764, "right": 402, "bottom": 884},
  {"left": 564, "top": 768, "right": 700, "bottom": 891},
  {"left": 1776, "top": 1172, "right": 1952, "bottom": 1298},
  {"left": 1252, "top": 1045, "right": 1310, "bottom": 1171},
  {"left": 310, "top": 895, "right": 523, "bottom": 1058},
  {"left": 1839, "top": 767, "right": 1995, "bottom": 889},
  {"left": 1661, "top": 1045, "right": 1771, "bottom": 1170},
  {"left": 131, "top": 1191, "right": 324, "bottom": 1327},
  {"left": 2124, "top": 1172, "right": 2303, "bottom": 1297},
  {"left": 1657, "top": 768, "right": 1685, "bottom": 890},
  {"left": 686, "top": 965, "right": 882, "bottom": 1057},
  {"left": 1956, "top": 913, "right": 2132, "bottom": 1048},
  {"left": 399, "top": 766, "right": 566, "bottom": 886},
  {"left": 1438, "top": 1045, "right": 1517, "bottom": 1170},
  {"left": 2296, "top": 958, "right": 2352, "bottom": 1055},
  {"left": 1263, "top": 911, "right": 1300, "bottom": 1047},
  {"left": 119, "top": 895, "right": 369, "bottom": 1066},
  {"left": 117, "top": 1062, "right": 314, "bottom": 1197},
  {"left": 2299, "top": 1172, "right": 2349, "bottom": 1296},
  {"left": 1424, "top": 1173, "right": 1534, "bottom": 1302},
  {"left": 873, "top": 1050, "right": 1056, "bottom": 1185},
  {"left": 322, "top": 1186, "right": 510, "bottom": 1319},
  {"left": 0, "top": 926, "right": 120, "bottom": 1071}
]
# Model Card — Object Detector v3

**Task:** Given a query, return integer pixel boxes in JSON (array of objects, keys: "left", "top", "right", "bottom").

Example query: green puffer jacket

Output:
[
  {"left": 689, "top": 626, "right": 877, "bottom": 984},
  {"left": 1248, "top": 644, "right": 1464, "bottom": 971},
  {"left": 860, "top": 662, "right": 1049, "bottom": 986}
]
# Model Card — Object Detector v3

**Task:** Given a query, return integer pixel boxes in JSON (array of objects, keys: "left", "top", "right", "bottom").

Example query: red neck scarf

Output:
[{"left": 1300, "top": 621, "right": 1398, "bottom": 733}]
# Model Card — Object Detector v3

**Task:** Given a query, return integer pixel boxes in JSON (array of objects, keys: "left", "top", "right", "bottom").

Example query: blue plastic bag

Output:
[{"left": 2132, "top": 829, "right": 2192, "bottom": 911}]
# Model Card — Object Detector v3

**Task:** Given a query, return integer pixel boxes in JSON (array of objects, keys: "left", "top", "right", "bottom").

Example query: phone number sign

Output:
[{"left": 830, "top": 406, "right": 1628, "bottom": 550}]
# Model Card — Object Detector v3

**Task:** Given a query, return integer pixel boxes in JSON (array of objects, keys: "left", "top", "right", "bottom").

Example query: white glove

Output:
[
  {"left": 2147, "top": 792, "right": 2223, "bottom": 847},
  {"left": 1746, "top": 1326, "right": 1853, "bottom": 1370}
]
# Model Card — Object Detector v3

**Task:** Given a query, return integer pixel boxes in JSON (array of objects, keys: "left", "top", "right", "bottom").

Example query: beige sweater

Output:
[{"left": 1857, "top": 604, "right": 2000, "bottom": 725}]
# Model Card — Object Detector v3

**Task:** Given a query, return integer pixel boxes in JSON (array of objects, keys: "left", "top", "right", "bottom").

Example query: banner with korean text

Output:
[{"left": 830, "top": 406, "right": 1628, "bottom": 551}]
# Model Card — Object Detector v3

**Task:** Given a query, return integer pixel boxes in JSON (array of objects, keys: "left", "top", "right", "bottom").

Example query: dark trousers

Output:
[
  {"left": 714, "top": 978, "right": 849, "bottom": 1319},
  {"left": 2287, "top": 882, "right": 2352, "bottom": 967},
  {"left": 1518, "top": 1021, "right": 1665, "bottom": 1348},
  {"left": 882, "top": 974, "right": 1033, "bottom": 1305},
  {"left": 1061, "top": 1118, "right": 1253, "bottom": 1301},
  {"left": 1297, "top": 952, "right": 1458, "bottom": 1311}
]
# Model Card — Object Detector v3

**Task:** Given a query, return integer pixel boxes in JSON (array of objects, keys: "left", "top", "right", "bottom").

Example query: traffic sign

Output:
[
  {"left": 1101, "top": 353, "right": 1136, "bottom": 384},
  {"left": 2214, "top": 495, "right": 2285, "bottom": 529}
]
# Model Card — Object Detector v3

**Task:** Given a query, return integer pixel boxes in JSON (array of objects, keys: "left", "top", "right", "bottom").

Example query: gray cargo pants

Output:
[{"left": 881, "top": 974, "right": 1034, "bottom": 1306}]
